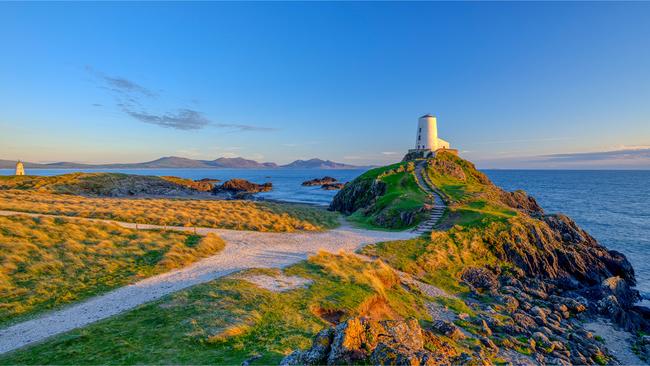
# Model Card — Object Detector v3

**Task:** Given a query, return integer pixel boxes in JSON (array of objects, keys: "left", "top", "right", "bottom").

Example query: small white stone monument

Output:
[{"left": 15, "top": 161, "right": 25, "bottom": 176}]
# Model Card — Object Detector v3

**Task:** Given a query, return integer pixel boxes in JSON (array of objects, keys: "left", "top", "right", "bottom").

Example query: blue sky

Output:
[{"left": 1, "top": 2, "right": 649, "bottom": 168}]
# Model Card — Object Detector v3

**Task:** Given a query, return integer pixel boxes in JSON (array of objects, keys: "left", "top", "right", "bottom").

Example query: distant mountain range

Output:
[{"left": 0, "top": 157, "right": 365, "bottom": 170}]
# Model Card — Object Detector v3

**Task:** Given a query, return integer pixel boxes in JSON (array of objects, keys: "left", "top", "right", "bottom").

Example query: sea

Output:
[{"left": 1, "top": 168, "right": 649, "bottom": 298}]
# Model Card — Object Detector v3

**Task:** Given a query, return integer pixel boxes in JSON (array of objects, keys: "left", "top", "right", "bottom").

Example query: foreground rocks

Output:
[
  {"left": 212, "top": 179, "right": 272, "bottom": 199},
  {"left": 281, "top": 317, "right": 458, "bottom": 366}
]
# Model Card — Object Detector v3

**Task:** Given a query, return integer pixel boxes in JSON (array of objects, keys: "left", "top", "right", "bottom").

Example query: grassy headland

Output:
[{"left": 0, "top": 215, "right": 225, "bottom": 325}]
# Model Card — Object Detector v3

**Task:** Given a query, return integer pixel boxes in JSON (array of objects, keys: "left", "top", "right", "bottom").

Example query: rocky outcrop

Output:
[
  {"left": 321, "top": 182, "right": 345, "bottom": 190},
  {"left": 302, "top": 176, "right": 338, "bottom": 186},
  {"left": 281, "top": 317, "right": 458, "bottom": 366},
  {"left": 500, "top": 189, "right": 544, "bottom": 215},
  {"left": 329, "top": 178, "right": 386, "bottom": 214},
  {"left": 212, "top": 179, "right": 272, "bottom": 199}
]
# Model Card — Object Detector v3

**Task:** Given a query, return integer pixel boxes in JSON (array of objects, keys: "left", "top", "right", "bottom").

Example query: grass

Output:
[
  {"left": 0, "top": 251, "right": 428, "bottom": 365},
  {"left": 360, "top": 153, "right": 524, "bottom": 294},
  {"left": 0, "top": 215, "right": 225, "bottom": 326},
  {"left": 0, "top": 190, "right": 339, "bottom": 232},
  {"left": 345, "top": 162, "right": 430, "bottom": 230},
  {"left": 0, "top": 173, "right": 210, "bottom": 195}
]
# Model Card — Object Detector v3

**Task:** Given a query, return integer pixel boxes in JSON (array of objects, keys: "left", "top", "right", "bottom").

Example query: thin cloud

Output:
[
  {"left": 540, "top": 148, "right": 650, "bottom": 162},
  {"left": 88, "top": 66, "right": 276, "bottom": 132},
  {"left": 122, "top": 108, "right": 209, "bottom": 130},
  {"left": 475, "top": 147, "right": 650, "bottom": 169},
  {"left": 214, "top": 123, "right": 278, "bottom": 132},
  {"left": 87, "top": 66, "right": 157, "bottom": 98}
]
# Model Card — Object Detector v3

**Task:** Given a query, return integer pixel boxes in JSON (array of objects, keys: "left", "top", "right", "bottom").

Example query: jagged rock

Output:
[
  {"left": 478, "top": 319, "right": 492, "bottom": 337},
  {"left": 302, "top": 176, "right": 338, "bottom": 186},
  {"left": 212, "top": 179, "right": 272, "bottom": 199},
  {"left": 432, "top": 320, "right": 465, "bottom": 340},
  {"left": 513, "top": 311, "right": 537, "bottom": 333},
  {"left": 281, "top": 328, "right": 334, "bottom": 365},
  {"left": 461, "top": 267, "right": 498, "bottom": 292},
  {"left": 500, "top": 295, "right": 519, "bottom": 312},
  {"left": 500, "top": 189, "right": 544, "bottom": 215},
  {"left": 601, "top": 276, "right": 639, "bottom": 308},
  {"left": 282, "top": 317, "right": 459, "bottom": 366},
  {"left": 329, "top": 178, "right": 386, "bottom": 214},
  {"left": 321, "top": 182, "right": 345, "bottom": 190}
]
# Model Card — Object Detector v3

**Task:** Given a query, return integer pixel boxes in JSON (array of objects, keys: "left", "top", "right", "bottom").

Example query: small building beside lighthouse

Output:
[{"left": 15, "top": 161, "right": 25, "bottom": 176}]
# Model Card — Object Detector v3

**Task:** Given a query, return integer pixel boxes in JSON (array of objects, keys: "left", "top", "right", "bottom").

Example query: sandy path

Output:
[
  {"left": 585, "top": 319, "right": 646, "bottom": 365},
  {"left": 0, "top": 210, "right": 415, "bottom": 355}
]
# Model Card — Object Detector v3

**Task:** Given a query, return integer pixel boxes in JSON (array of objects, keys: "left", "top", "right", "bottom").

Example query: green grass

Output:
[
  {"left": 346, "top": 162, "right": 429, "bottom": 230},
  {"left": 0, "top": 252, "right": 428, "bottom": 365},
  {"left": 0, "top": 215, "right": 225, "bottom": 326}
]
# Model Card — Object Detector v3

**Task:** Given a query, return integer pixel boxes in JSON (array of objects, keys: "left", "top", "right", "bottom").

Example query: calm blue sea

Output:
[{"left": 1, "top": 168, "right": 649, "bottom": 297}]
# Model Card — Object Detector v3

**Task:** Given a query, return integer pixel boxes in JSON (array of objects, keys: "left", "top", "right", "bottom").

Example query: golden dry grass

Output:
[
  {"left": 0, "top": 190, "right": 338, "bottom": 232},
  {"left": 0, "top": 215, "right": 225, "bottom": 325}
]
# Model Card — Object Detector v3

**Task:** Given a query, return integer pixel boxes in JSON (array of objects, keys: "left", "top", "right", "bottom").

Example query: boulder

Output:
[
  {"left": 321, "top": 182, "right": 345, "bottom": 190},
  {"left": 281, "top": 317, "right": 458, "bottom": 366},
  {"left": 212, "top": 179, "right": 272, "bottom": 199},
  {"left": 302, "top": 176, "right": 338, "bottom": 186},
  {"left": 461, "top": 267, "right": 498, "bottom": 292}
]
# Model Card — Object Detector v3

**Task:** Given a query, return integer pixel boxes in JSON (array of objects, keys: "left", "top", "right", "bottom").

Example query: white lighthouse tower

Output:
[{"left": 415, "top": 114, "right": 450, "bottom": 151}]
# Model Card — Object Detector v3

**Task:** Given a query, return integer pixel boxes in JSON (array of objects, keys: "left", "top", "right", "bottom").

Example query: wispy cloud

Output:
[
  {"left": 214, "top": 123, "right": 278, "bottom": 132},
  {"left": 381, "top": 151, "right": 397, "bottom": 155},
  {"left": 476, "top": 146, "right": 650, "bottom": 169},
  {"left": 122, "top": 108, "right": 210, "bottom": 130},
  {"left": 473, "top": 136, "right": 574, "bottom": 145},
  {"left": 88, "top": 66, "right": 275, "bottom": 132},
  {"left": 540, "top": 147, "right": 650, "bottom": 162},
  {"left": 282, "top": 141, "right": 320, "bottom": 147},
  {"left": 87, "top": 66, "right": 157, "bottom": 98}
]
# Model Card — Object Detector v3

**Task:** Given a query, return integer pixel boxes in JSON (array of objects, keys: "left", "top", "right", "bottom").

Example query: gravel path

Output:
[
  {"left": 0, "top": 210, "right": 416, "bottom": 355},
  {"left": 585, "top": 319, "right": 646, "bottom": 365}
]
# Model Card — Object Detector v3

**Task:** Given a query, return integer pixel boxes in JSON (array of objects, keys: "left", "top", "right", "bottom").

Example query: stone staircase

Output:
[{"left": 412, "top": 161, "right": 447, "bottom": 235}]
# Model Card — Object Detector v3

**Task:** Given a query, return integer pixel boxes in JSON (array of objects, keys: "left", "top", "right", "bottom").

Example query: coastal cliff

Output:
[{"left": 310, "top": 152, "right": 650, "bottom": 365}]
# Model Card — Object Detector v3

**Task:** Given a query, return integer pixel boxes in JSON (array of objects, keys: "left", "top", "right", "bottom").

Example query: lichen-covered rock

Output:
[
  {"left": 281, "top": 328, "right": 334, "bottom": 365},
  {"left": 302, "top": 176, "right": 338, "bottom": 186},
  {"left": 321, "top": 182, "right": 345, "bottom": 190},
  {"left": 500, "top": 189, "right": 544, "bottom": 215},
  {"left": 329, "top": 178, "right": 386, "bottom": 214},
  {"left": 461, "top": 267, "right": 498, "bottom": 292},
  {"left": 212, "top": 179, "right": 272, "bottom": 199},
  {"left": 281, "top": 317, "right": 458, "bottom": 366}
]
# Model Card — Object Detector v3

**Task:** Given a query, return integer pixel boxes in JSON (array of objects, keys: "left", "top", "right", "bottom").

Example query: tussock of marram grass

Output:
[
  {"left": 0, "top": 215, "right": 225, "bottom": 325},
  {"left": 0, "top": 190, "right": 339, "bottom": 232},
  {"left": 306, "top": 251, "right": 399, "bottom": 297}
]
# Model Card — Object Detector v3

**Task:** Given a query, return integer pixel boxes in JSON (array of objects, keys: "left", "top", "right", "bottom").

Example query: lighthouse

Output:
[
  {"left": 404, "top": 114, "right": 456, "bottom": 161},
  {"left": 415, "top": 114, "right": 450, "bottom": 151},
  {"left": 15, "top": 161, "right": 25, "bottom": 176}
]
